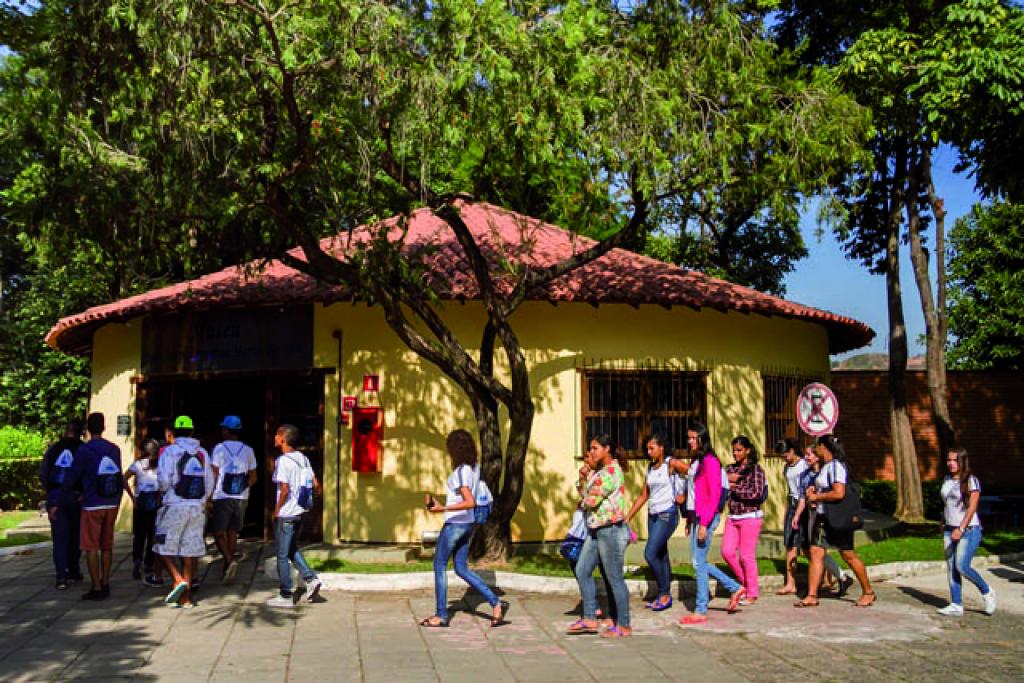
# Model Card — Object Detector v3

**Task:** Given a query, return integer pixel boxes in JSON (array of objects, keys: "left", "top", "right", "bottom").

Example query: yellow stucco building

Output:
[{"left": 47, "top": 203, "right": 872, "bottom": 545}]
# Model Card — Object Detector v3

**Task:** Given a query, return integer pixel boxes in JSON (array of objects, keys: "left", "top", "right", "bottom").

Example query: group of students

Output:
[
  {"left": 561, "top": 424, "right": 998, "bottom": 636},
  {"left": 40, "top": 412, "right": 325, "bottom": 609}
]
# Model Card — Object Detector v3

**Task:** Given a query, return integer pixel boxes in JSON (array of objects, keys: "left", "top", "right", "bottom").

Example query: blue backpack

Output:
[
  {"left": 287, "top": 454, "right": 315, "bottom": 511},
  {"left": 220, "top": 443, "right": 248, "bottom": 496},
  {"left": 95, "top": 453, "right": 123, "bottom": 499},
  {"left": 174, "top": 449, "right": 207, "bottom": 500},
  {"left": 48, "top": 448, "right": 74, "bottom": 489}
]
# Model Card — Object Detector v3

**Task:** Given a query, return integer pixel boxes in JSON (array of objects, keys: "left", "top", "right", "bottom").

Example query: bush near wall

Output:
[
  {"left": 859, "top": 479, "right": 943, "bottom": 521},
  {"left": 0, "top": 458, "right": 44, "bottom": 510},
  {"left": 0, "top": 426, "right": 49, "bottom": 460}
]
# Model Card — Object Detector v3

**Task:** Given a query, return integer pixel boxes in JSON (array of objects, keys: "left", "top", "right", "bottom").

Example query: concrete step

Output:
[{"left": 5, "top": 515, "right": 51, "bottom": 540}]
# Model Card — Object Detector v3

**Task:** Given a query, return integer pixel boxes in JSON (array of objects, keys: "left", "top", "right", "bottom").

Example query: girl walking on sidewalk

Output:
[{"left": 937, "top": 448, "right": 996, "bottom": 617}]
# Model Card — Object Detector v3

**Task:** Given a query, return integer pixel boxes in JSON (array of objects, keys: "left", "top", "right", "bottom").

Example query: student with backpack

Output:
[
  {"left": 625, "top": 434, "right": 690, "bottom": 611},
  {"left": 210, "top": 415, "right": 258, "bottom": 584},
  {"left": 419, "top": 429, "right": 507, "bottom": 628},
  {"left": 154, "top": 415, "right": 214, "bottom": 608},
  {"left": 40, "top": 419, "right": 85, "bottom": 590},
  {"left": 678, "top": 423, "right": 745, "bottom": 626},
  {"left": 267, "top": 423, "right": 323, "bottom": 609},
  {"left": 124, "top": 438, "right": 163, "bottom": 582},
  {"left": 796, "top": 434, "right": 875, "bottom": 608},
  {"left": 721, "top": 435, "right": 767, "bottom": 606},
  {"left": 56, "top": 412, "right": 123, "bottom": 600}
]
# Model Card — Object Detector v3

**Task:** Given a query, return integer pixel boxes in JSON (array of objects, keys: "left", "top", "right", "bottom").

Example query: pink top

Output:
[{"left": 693, "top": 451, "right": 722, "bottom": 527}]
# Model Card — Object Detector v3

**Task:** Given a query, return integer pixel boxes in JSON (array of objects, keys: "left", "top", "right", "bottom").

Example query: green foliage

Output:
[
  {"left": 858, "top": 478, "right": 943, "bottom": 520},
  {"left": 0, "top": 458, "right": 45, "bottom": 510},
  {"left": 947, "top": 201, "right": 1024, "bottom": 369},
  {"left": 0, "top": 426, "right": 48, "bottom": 459}
]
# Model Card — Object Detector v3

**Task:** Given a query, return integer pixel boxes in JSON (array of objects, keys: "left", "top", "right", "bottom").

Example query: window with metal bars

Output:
[
  {"left": 763, "top": 375, "right": 818, "bottom": 456},
  {"left": 580, "top": 370, "right": 707, "bottom": 458}
]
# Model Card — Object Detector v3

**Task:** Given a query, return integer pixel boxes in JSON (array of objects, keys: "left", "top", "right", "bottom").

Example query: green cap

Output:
[{"left": 174, "top": 415, "right": 194, "bottom": 429}]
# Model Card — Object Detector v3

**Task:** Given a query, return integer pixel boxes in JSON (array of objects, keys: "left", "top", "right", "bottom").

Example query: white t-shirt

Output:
[
  {"left": 157, "top": 438, "right": 214, "bottom": 507},
  {"left": 941, "top": 475, "right": 981, "bottom": 528},
  {"left": 443, "top": 464, "right": 477, "bottom": 525},
  {"left": 568, "top": 508, "right": 588, "bottom": 540},
  {"left": 273, "top": 451, "right": 314, "bottom": 519},
  {"left": 685, "top": 459, "right": 699, "bottom": 512},
  {"left": 646, "top": 461, "right": 675, "bottom": 515},
  {"left": 128, "top": 459, "right": 160, "bottom": 493},
  {"left": 211, "top": 440, "right": 258, "bottom": 501},
  {"left": 814, "top": 460, "right": 848, "bottom": 515},
  {"left": 785, "top": 459, "right": 809, "bottom": 500}
]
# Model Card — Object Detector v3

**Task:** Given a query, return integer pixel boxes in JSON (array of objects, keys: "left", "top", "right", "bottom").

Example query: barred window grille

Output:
[
  {"left": 763, "top": 375, "right": 818, "bottom": 456},
  {"left": 581, "top": 371, "right": 707, "bottom": 458}
]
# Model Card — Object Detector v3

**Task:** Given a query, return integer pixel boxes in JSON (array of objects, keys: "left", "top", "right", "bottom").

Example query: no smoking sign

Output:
[{"left": 796, "top": 382, "right": 839, "bottom": 436}]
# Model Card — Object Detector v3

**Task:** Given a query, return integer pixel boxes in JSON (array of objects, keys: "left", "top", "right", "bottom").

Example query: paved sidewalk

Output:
[{"left": 1, "top": 535, "right": 1022, "bottom": 682}]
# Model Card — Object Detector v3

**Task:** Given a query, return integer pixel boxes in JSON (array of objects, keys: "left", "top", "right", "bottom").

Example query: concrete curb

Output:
[
  {"left": 315, "top": 551, "right": 1024, "bottom": 596},
  {"left": 0, "top": 540, "right": 53, "bottom": 557}
]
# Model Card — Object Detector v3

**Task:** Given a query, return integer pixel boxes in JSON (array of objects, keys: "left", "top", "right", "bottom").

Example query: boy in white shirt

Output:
[
  {"left": 210, "top": 415, "right": 258, "bottom": 584},
  {"left": 267, "top": 424, "right": 322, "bottom": 608}
]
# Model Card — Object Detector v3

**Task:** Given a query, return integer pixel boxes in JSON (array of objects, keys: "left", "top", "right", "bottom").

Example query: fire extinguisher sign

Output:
[{"left": 363, "top": 375, "right": 380, "bottom": 392}]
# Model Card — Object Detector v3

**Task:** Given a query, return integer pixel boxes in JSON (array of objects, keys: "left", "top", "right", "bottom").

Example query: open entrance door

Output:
[{"left": 135, "top": 372, "right": 326, "bottom": 543}]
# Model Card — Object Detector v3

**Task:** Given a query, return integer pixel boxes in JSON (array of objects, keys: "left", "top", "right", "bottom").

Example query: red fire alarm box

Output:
[{"left": 352, "top": 406, "right": 383, "bottom": 473}]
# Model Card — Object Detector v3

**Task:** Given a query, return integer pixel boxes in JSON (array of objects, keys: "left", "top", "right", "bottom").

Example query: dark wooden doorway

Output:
[{"left": 134, "top": 371, "right": 327, "bottom": 542}]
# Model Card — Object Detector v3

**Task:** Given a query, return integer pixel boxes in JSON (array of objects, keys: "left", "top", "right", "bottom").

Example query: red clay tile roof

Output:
[{"left": 45, "top": 201, "right": 874, "bottom": 354}]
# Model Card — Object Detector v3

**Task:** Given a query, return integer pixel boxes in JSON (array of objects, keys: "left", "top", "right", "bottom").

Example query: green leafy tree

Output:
[
  {"left": 777, "top": 0, "right": 1024, "bottom": 522},
  {"left": 3, "top": 0, "right": 868, "bottom": 556},
  {"left": 947, "top": 202, "right": 1024, "bottom": 369}
]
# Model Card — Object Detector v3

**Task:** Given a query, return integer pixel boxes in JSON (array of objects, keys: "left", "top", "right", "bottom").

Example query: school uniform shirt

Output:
[
  {"left": 646, "top": 460, "right": 675, "bottom": 515},
  {"left": 443, "top": 464, "right": 479, "bottom": 525},
  {"left": 785, "top": 459, "right": 809, "bottom": 500},
  {"left": 157, "top": 437, "right": 214, "bottom": 507},
  {"left": 814, "top": 460, "right": 847, "bottom": 515},
  {"left": 568, "top": 508, "right": 588, "bottom": 540},
  {"left": 274, "top": 450, "right": 314, "bottom": 519},
  {"left": 128, "top": 459, "right": 160, "bottom": 494},
  {"left": 211, "top": 440, "right": 258, "bottom": 500},
  {"left": 941, "top": 475, "right": 981, "bottom": 528}
]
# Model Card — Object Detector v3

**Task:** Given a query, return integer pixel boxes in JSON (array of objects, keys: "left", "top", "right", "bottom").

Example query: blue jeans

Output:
[
  {"left": 575, "top": 522, "right": 630, "bottom": 628},
  {"left": 645, "top": 509, "right": 679, "bottom": 599},
  {"left": 568, "top": 553, "right": 618, "bottom": 622},
  {"left": 433, "top": 523, "right": 498, "bottom": 620},
  {"left": 275, "top": 516, "right": 317, "bottom": 597},
  {"left": 50, "top": 503, "right": 81, "bottom": 580},
  {"left": 944, "top": 526, "right": 991, "bottom": 605},
  {"left": 691, "top": 513, "right": 741, "bottom": 615}
]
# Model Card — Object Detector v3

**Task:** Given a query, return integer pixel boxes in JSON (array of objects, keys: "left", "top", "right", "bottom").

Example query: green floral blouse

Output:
[{"left": 577, "top": 463, "right": 626, "bottom": 529}]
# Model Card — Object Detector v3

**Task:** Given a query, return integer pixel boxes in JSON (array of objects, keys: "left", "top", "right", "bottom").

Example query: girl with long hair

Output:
[
  {"left": 124, "top": 438, "right": 163, "bottom": 584},
  {"left": 796, "top": 434, "right": 874, "bottom": 608},
  {"left": 626, "top": 434, "right": 689, "bottom": 611},
  {"left": 420, "top": 430, "right": 508, "bottom": 628},
  {"left": 679, "top": 423, "right": 746, "bottom": 626},
  {"left": 937, "top": 448, "right": 996, "bottom": 616},
  {"left": 568, "top": 434, "right": 632, "bottom": 638},
  {"left": 722, "top": 435, "right": 767, "bottom": 605}
]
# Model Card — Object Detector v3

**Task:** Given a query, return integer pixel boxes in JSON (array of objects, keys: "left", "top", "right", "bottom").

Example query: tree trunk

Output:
[
  {"left": 886, "top": 181, "right": 926, "bottom": 523},
  {"left": 904, "top": 154, "right": 955, "bottom": 459}
]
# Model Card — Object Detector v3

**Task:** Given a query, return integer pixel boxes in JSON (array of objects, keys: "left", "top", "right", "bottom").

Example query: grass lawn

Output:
[
  {"left": 307, "top": 527, "right": 1024, "bottom": 577},
  {"left": 0, "top": 511, "right": 48, "bottom": 548}
]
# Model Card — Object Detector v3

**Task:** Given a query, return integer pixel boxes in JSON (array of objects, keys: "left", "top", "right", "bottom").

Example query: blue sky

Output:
[{"left": 784, "top": 145, "right": 981, "bottom": 359}]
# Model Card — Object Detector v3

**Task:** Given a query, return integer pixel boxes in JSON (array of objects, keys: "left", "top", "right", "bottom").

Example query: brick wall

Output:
[{"left": 831, "top": 370, "right": 1024, "bottom": 489}]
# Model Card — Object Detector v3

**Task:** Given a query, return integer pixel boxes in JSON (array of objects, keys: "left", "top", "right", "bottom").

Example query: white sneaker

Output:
[
  {"left": 305, "top": 577, "right": 323, "bottom": 603},
  {"left": 266, "top": 595, "right": 295, "bottom": 609},
  {"left": 983, "top": 589, "right": 997, "bottom": 615},
  {"left": 936, "top": 603, "right": 964, "bottom": 617}
]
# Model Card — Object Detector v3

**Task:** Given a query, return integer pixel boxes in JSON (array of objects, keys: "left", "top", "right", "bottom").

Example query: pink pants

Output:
[{"left": 721, "top": 516, "right": 763, "bottom": 598}]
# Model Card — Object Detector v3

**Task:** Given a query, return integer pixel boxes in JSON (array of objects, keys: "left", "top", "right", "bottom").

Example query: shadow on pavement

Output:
[
  {"left": 897, "top": 585, "right": 947, "bottom": 608},
  {"left": 0, "top": 536, "right": 287, "bottom": 681},
  {"left": 989, "top": 561, "right": 1024, "bottom": 583}
]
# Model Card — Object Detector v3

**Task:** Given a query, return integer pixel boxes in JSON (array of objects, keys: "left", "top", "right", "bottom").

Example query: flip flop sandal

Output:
[
  {"left": 854, "top": 592, "right": 877, "bottom": 608},
  {"left": 491, "top": 600, "right": 511, "bottom": 628},
  {"left": 419, "top": 616, "right": 449, "bottom": 628},
  {"left": 794, "top": 598, "right": 820, "bottom": 608},
  {"left": 776, "top": 588, "right": 797, "bottom": 596},
  {"left": 566, "top": 619, "right": 599, "bottom": 635},
  {"left": 650, "top": 597, "right": 673, "bottom": 612},
  {"left": 600, "top": 625, "right": 630, "bottom": 638}
]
